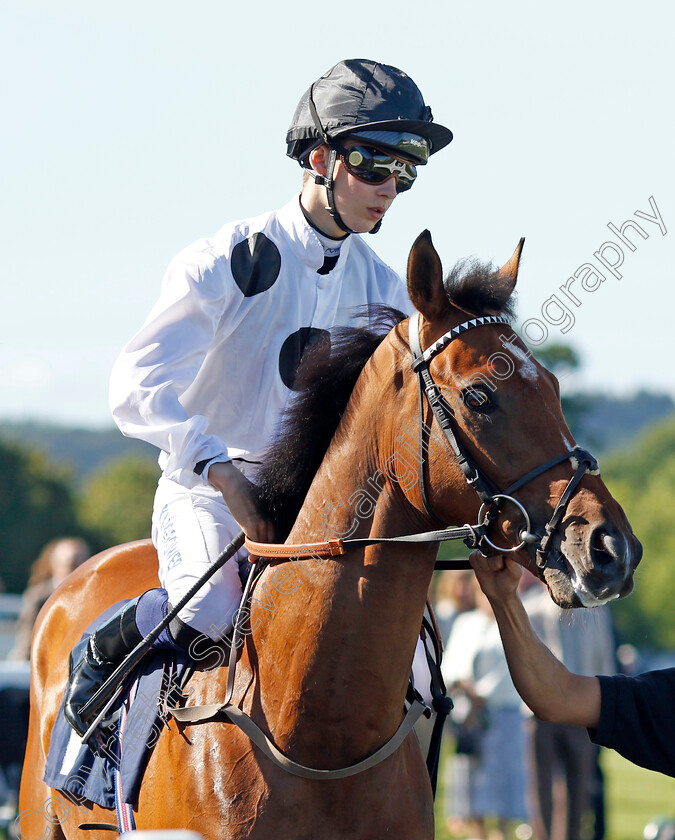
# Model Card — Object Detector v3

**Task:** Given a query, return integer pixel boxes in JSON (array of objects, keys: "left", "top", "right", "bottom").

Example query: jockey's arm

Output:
[
  {"left": 207, "top": 461, "right": 275, "bottom": 544},
  {"left": 469, "top": 551, "right": 602, "bottom": 728}
]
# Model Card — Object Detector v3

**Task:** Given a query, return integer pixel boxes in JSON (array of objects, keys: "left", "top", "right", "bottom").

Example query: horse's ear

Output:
[
  {"left": 407, "top": 230, "right": 449, "bottom": 322},
  {"left": 497, "top": 237, "right": 526, "bottom": 291}
]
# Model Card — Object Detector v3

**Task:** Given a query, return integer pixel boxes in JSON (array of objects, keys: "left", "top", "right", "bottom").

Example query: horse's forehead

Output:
[
  {"left": 499, "top": 337, "right": 540, "bottom": 383},
  {"left": 440, "top": 326, "right": 505, "bottom": 363},
  {"left": 440, "top": 329, "right": 545, "bottom": 392}
]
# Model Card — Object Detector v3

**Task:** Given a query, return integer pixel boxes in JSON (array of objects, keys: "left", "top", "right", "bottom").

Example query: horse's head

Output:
[{"left": 403, "top": 230, "right": 641, "bottom": 608}]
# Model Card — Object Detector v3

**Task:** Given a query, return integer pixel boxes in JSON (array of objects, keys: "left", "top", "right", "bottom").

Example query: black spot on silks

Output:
[
  {"left": 231, "top": 233, "right": 281, "bottom": 297},
  {"left": 278, "top": 327, "right": 330, "bottom": 391}
]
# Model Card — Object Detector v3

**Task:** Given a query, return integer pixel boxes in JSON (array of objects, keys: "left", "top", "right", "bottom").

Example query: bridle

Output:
[{"left": 409, "top": 311, "right": 599, "bottom": 569}]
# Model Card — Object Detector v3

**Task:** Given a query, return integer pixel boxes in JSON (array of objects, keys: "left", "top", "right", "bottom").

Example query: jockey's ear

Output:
[
  {"left": 308, "top": 144, "right": 331, "bottom": 177},
  {"left": 407, "top": 230, "right": 449, "bottom": 322},
  {"left": 497, "top": 237, "right": 525, "bottom": 293}
]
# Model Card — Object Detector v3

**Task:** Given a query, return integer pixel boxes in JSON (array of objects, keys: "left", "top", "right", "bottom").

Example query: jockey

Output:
[{"left": 64, "top": 58, "right": 453, "bottom": 737}]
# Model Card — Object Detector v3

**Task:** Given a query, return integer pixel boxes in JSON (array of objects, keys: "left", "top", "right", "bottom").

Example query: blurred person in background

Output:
[
  {"left": 442, "top": 576, "right": 529, "bottom": 840},
  {"left": 9, "top": 537, "right": 90, "bottom": 661},
  {"left": 521, "top": 572, "right": 616, "bottom": 840},
  {"left": 434, "top": 568, "right": 476, "bottom": 643}
]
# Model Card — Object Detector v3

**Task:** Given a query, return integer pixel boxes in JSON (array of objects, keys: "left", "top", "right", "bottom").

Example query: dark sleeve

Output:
[{"left": 588, "top": 668, "right": 675, "bottom": 778}]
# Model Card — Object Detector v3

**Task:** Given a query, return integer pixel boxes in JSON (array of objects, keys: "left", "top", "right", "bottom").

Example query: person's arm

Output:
[
  {"left": 109, "top": 249, "right": 235, "bottom": 482},
  {"left": 207, "top": 461, "right": 274, "bottom": 542},
  {"left": 109, "top": 244, "right": 274, "bottom": 542},
  {"left": 469, "top": 551, "right": 602, "bottom": 727}
]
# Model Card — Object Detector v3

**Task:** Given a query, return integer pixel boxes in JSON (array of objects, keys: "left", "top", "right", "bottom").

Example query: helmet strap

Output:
[
  {"left": 306, "top": 83, "right": 382, "bottom": 236},
  {"left": 309, "top": 149, "right": 384, "bottom": 236},
  {"left": 323, "top": 148, "right": 357, "bottom": 236}
]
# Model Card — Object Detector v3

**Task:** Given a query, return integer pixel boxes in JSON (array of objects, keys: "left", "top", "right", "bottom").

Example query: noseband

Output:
[{"left": 409, "top": 312, "right": 599, "bottom": 569}]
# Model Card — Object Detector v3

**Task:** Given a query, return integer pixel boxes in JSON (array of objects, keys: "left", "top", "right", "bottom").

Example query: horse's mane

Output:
[
  {"left": 256, "top": 260, "right": 514, "bottom": 539},
  {"left": 444, "top": 257, "right": 517, "bottom": 320},
  {"left": 255, "top": 305, "right": 405, "bottom": 538}
]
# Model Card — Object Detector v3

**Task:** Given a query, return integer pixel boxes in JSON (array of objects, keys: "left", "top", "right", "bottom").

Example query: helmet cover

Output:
[{"left": 286, "top": 59, "right": 453, "bottom": 164}]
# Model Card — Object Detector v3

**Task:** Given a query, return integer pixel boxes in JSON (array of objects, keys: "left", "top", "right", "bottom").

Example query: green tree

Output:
[
  {"left": 533, "top": 343, "right": 581, "bottom": 378},
  {"left": 602, "top": 417, "right": 675, "bottom": 649},
  {"left": 0, "top": 442, "right": 82, "bottom": 593},
  {"left": 78, "top": 455, "right": 160, "bottom": 549},
  {"left": 533, "top": 343, "right": 590, "bottom": 430}
]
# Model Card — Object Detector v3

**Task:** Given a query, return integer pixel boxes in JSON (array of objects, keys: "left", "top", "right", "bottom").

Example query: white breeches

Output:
[{"left": 151, "top": 476, "right": 247, "bottom": 639}]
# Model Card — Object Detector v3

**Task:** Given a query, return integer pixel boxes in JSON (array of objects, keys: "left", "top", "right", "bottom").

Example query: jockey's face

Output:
[
  {"left": 302, "top": 143, "right": 405, "bottom": 237},
  {"left": 331, "top": 139, "right": 401, "bottom": 233}
]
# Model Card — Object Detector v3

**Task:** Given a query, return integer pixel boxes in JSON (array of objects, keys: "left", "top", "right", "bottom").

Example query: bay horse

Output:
[{"left": 19, "top": 232, "right": 640, "bottom": 839}]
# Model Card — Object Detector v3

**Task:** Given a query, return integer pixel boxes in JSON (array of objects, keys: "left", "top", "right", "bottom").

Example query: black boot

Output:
[{"left": 64, "top": 597, "right": 143, "bottom": 737}]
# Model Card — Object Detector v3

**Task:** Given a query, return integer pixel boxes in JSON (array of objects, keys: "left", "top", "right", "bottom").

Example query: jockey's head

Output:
[{"left": 287, "top": 59, "right": 453, "bottom": 236}]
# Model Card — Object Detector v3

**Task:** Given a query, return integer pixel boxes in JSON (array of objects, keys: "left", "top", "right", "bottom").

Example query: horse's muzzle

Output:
[{"left": 540, "top": 519, "right": 642, "bottom": 608}]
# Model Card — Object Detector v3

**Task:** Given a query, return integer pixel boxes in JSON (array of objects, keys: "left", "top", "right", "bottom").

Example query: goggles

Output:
[{"left": 339, "top": 144, "right": 418, "bottom": 193}]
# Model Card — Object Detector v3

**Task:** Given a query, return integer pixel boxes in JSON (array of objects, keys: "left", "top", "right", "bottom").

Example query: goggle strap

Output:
[
  {"left": 305, "top": 89, "right": 381, "bottom": 235},
  {"left": 308, "top": 83, "right": 335, "bottom": 149},
  {"left": 325, "top": 147, "right": 358, "bottom": 235}
]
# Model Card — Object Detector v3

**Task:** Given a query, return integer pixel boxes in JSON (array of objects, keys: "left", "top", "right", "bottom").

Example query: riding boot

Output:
[{"left": 64, "top": 597, "right": 144, "bottom": 737}]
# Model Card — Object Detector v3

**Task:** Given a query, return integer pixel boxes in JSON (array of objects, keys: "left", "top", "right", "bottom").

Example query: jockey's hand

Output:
[
  {"left": 469, "top": 549, "right": 523, "bottom": 605},
  {"left": 207, "top": 461, "right": 275, "bottom": 544}
]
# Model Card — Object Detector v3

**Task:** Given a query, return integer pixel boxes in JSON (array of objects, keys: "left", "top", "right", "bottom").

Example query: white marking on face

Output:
[
  {"left": 504, "top": 340, "right": 539, "bottom": 382},
  {"left": 505, "top": 340, "right": 577, "bottom": 451}
]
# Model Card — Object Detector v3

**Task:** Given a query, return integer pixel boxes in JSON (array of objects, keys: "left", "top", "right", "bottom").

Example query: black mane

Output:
[
  {"left": 255, "top": 260, "right": 516, "bottom": 539},
  {"left": 255, "top": 305, "right": 405, "bottom": 539},
  {"left": 444, "top": 257, "right": 517, "bottom": 320}
]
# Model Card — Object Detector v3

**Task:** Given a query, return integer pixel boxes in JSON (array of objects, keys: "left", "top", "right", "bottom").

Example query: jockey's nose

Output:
[{"left": 377, "top": 175, "right": 399, "bottom": 200}]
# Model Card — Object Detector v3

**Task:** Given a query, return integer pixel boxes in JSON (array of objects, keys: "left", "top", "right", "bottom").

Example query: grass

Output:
[
  {"left": 434, "top": 745, "right": 675, "bottom": 840},
  {"left": 602, "top": 749, "right": 675, "bottom": 840}
]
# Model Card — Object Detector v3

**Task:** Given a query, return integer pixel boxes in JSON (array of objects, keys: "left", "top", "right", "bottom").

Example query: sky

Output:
[{"left": 1, "top": 1, "right": 673, "bottom": 428}]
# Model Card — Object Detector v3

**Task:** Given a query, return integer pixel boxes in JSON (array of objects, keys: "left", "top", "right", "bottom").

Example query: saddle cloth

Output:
[{"left": 44, "top": 604, "right": 189, "bottom": 808}]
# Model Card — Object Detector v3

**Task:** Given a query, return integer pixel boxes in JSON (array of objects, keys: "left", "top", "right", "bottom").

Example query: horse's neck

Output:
[{"left": 251, "top": 361, "right": 438, "bottom": 764}]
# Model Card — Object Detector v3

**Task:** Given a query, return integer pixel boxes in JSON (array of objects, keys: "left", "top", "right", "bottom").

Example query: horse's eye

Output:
[{"left": 464, "top": 389, "right": 491, "bottom": 410}]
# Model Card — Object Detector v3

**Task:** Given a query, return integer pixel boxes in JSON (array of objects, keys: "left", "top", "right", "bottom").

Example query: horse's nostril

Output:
[{"left": 591, "top": 530, "right": 619, "bottom": 567}]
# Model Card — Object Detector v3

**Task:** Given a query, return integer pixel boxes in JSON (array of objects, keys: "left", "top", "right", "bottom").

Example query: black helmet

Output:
[{"left": 287, "top": 59, "right": 453, "bottom": 165}]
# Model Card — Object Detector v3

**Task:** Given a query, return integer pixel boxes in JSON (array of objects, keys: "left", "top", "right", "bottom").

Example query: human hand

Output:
[
  {"left": 207, "top": 462, "right": 275, "bottom": 543},
  {"left": 469, "top": 549, "right": 523, "bottom": 605}
]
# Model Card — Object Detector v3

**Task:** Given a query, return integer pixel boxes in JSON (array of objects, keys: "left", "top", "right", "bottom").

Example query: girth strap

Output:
[
  {"left": 169, "top": 556, "right": 432, "bottom": 780},
  {"left": 172, "top": 697, "right": 428, "bottom": 781}
]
